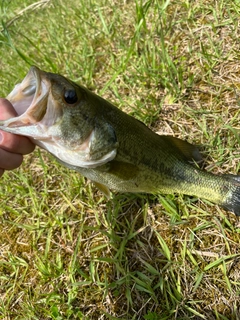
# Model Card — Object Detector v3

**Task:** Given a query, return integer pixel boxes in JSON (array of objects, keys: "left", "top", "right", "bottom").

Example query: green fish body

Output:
[{"left": 0, "top": 66, "right": 239, "bottom": 215}]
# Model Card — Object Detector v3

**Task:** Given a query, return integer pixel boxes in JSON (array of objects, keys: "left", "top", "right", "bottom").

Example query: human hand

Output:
[{"left": 0, "top": 98, "right": 35, "bottom": 177}]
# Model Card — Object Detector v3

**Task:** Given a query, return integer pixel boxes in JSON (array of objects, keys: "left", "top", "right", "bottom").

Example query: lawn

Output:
[{"left": 0, "top": 0, "right": 239, "bottom": 319}]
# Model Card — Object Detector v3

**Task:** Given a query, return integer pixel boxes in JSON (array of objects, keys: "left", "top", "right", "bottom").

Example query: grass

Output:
[{"left": 0, "top": 0, "right": 240, "bottom": 319}]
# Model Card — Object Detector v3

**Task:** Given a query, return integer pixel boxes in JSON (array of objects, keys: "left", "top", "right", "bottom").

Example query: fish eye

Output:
[{"left": 64, "top": 89, "right": 78, "bottom": 104}]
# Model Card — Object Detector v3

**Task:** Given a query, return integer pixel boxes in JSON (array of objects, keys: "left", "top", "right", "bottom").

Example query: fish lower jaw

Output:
[{"left": 37, "top": 141, "right": 117, "bottom": 169}]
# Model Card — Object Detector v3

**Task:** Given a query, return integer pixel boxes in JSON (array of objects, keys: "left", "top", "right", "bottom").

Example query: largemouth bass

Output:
[{"left": 0, "top": 66, "right": 239, "bottom": 215}]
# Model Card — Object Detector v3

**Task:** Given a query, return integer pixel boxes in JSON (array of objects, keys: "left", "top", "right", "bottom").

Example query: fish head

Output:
[{"left": 0, "top": 66, "right": 117, "bottom": 168}]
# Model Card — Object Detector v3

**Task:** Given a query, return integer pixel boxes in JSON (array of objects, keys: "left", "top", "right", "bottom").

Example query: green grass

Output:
[{"left": 0, "top": 0, "right": 240, "bottom": 319}]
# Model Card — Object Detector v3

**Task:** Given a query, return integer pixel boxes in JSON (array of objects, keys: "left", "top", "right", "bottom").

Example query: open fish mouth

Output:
[
  {"left": 3, "top": 67, "right": 47, "bottom": 127},
  {"left": 0, "top": 66, "right": 61, "bottom": 140}
]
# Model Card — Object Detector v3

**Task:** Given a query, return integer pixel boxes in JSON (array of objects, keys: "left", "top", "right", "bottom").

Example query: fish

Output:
[{"left": 0, "top": 66, "right": 239, "bottom": 215}]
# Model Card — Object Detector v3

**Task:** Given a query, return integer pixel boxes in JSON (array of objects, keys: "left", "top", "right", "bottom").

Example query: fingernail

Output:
[{"left": 0, "top": 132, "right": 3, "bottom": 144}]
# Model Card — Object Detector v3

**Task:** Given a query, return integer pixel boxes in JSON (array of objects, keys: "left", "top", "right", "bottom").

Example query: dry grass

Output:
[{"left": 0, "top": 0, "right": 239, "bottom": 319}]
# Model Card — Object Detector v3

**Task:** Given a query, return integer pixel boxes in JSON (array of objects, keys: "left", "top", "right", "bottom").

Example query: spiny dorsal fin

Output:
[{"left": 163, "top": 136, "right": 202, "bottom": 163}]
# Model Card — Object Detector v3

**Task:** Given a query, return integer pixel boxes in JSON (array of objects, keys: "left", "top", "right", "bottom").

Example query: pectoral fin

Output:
[{"left": 107, "top": 160, "right": 140, "bottom": 180}]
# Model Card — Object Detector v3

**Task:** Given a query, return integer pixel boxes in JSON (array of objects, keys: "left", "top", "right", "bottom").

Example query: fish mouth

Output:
[{"left": 0, "top": 66, "right": 51, "bottom": 137}]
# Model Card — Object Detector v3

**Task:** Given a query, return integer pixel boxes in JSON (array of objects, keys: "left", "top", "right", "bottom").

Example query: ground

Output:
[{"left": 0, "top": 0, "right": 239, "bottom": 319}]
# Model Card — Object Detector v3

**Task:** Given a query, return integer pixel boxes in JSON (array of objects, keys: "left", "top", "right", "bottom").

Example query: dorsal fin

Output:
[{"left": 162, "top": 136, "right": 202, "bottom": 163}]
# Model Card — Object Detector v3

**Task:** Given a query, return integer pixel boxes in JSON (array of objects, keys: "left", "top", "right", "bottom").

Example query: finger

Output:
[
  {"left": 0, "top": 98, "right": 17, "bottom": 118},
  {"left": 0, "top": 148, "right": 23, "bottom": 170},
  {"left": 0, "top": 168, "right": 4, "bottom": 177},
  {"left": 0, "top": 131, "right": 35, "bottom": 155},
  {"left": 0, "top": 98, "right": 35, "bottom": 154}
]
